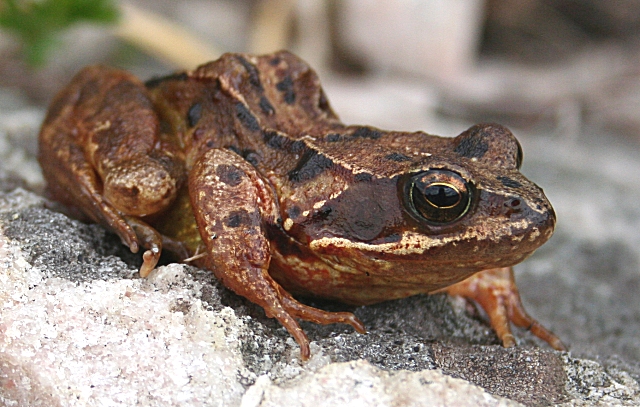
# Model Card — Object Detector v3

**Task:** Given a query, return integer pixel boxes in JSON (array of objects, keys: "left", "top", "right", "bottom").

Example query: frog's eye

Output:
[{"left": 407, "top": 170, "right": 472, "bottom": 224}]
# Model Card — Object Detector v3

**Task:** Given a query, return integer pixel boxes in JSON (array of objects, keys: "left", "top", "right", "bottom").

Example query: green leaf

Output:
[{"left": 0, "top": 0, "right": 120, "bottom": 66}]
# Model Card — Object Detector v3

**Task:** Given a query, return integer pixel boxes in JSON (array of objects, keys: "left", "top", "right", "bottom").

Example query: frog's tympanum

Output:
[{"left": 38, "top": 51, "right": 565, "bottom": 359}]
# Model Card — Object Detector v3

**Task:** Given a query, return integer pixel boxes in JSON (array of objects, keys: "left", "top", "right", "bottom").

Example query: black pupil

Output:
[
  {"left": 406, "top": 170, "right": 471, "bottom": 225},
  {"left": 424, "top": 185, "right": 459, "bottom": 208}
]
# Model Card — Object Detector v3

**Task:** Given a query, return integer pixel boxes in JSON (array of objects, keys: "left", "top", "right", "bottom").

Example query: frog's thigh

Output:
[
  {"left": 442, "top": 267, "right": 566, "bottom": 351},
  {"left": 82, "top": 71, "right": 182, "bottom": 218},
  {"left": 40, "top": 67, "right": 177, "bottom": 274},
  {"left": 189, "top": 149, "right": 363, "bottom": 359},
  {"left": 41, "top": 136, "right": 163, "bottom": 274},
  {"left": 39, "top": 120, "right": 140, "bottom": 252}
]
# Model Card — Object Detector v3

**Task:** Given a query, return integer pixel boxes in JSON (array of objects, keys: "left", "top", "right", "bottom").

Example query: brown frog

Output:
[{"left": 38, "top": 51, "right": 565, "bottom": 359}]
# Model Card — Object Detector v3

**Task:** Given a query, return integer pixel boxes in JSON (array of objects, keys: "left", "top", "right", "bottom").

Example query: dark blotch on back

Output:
[
  {"left": 326, "top": 133, "right": 341, "bottom": 142},
  {"left": 187, "top": 103, "right": 202, "bottom": 127},
  {"left": 455, "top": 129, "right": 490, "bottom": 159},
  {"left": 263, "top": 130, "right": 287, "bottom": 150},
  {"left": 227, "top": 146, "right": 260, "bottom": 166},
  {"left": 145, "top": 72, "right": 189, "bottom": 88},
  {"left": 226, "top": 145, "right": 242, "bottom": 156},
  {"left": 225, "top": 209, "right": 251, "bottom": 228},
  {"left": 243, "top": 151, "right": 260, "bottom": 166},
  {"left": 288, "top": 149, "right": 334, "bottom": 183},
  {"left": 351, "top": 127, "right": 382, "bottom": 140},
  {"left": 263, "top": 130, "right": 306, "bottom": 154},
  {"left": 236, "top": 55, "right": 262, "bottom": 90},
  {"left": 276, "top": 76, "right": 296, "bottom": 104},
  {"left": 497, "top": 175, "right": 523, "bottom": 188},
  {"left": 216, "top": 164, "right": 244, "bottom": 187},
  {"left": 235, "top": 102, "right": 260, "bottom": 132},
  {"left": 385, "top": 152, "right": 412, "bottom": 162},
  {"left": 259, "top": 96, "right": 275, "bottom": 115},
  {"left": 290, "top": 140, "right": 306, "bottom": 153}
]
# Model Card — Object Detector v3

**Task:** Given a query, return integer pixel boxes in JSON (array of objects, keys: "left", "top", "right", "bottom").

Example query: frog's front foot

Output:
[
  {"left": 280, "top": 291, "right": 366, "bottom": 335},
  {"left": 440, "top": 267, "right": 566, "bottom": 351},
  {"left": 261, "top": 286, "right": 366, "bottom": 359},
  {"left": 278, "top": 289, "right": 366, "bottom": 356}
]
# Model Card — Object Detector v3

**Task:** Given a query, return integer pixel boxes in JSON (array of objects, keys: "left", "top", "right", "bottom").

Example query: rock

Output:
[{"left": 241, "top": 360, "right": 521, "bottom": 407}]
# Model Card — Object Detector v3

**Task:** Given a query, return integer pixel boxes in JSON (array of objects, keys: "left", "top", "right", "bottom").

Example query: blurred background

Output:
[
  {"left": 2, "top": 0, "right": 640, "bottom": 135},
  {"left": 2, "top": 0, "right": 640, "bottom": 369}
]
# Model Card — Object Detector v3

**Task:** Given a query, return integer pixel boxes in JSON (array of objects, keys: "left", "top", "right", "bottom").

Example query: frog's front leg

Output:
[
  {"left": 189, "top": 149, "right": 365, "bottom": 359},
  {"left": 440, "top": 267, "right": 566, "bottom": 351}
]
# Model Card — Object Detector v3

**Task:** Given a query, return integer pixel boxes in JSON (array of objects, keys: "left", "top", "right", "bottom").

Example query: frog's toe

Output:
[
  {"left": 441, "top": 267, "right": 566, "bottom": 351},
  {"left": 280, "top": 295, "right": 366, "bottom": 334},
  {"left": 267, "top": 293, "right": 365, "bottom": 360},
  {"left": 123, "top": 216, "right": 164, "bottom": 278},
  {"left": 509, "top": 297, "right": 567, "bottom": 351},
  {"left": 139, "top": 247, "right": 161, "bottom": 278},
  {"left": 264, "top": 304, "right": 312, "bottom": 359}
]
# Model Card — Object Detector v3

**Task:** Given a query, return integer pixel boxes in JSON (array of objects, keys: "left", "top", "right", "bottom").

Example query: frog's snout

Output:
[
  {"left": 535, "top": 200, "right": 556, "bottom": 241},
  {"left": 508, "top": 194, "right": 556, "bottom": 247}
]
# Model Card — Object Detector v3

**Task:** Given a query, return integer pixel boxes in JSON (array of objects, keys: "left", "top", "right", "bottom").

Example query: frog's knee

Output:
[{"left": 104, "top": 157, "right": 179, "bottom": 216}]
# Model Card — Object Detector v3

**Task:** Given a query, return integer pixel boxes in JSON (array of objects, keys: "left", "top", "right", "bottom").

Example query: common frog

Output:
[{"left": 38, "top": 51, "right": 565, "bottom": 359}]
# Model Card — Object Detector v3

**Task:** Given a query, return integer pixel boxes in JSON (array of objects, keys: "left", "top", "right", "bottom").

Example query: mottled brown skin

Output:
[{"left": 38, "top": 51, "right": 565, "bottom": 359}]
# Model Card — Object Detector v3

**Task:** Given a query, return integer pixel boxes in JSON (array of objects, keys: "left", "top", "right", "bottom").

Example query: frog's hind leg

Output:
[
  {"left": 440, "top": 267, "right": 566, "bottom": 351},
  {"left": 189, "top": 148, "right": 363, "bottom": 359},
  {"left": 38, "top": 66, "right": 184, "bottom": 278},
  {"left": 39, "top": 130, "right": 161, "bottom": 275},
  {"left": 39, "top": 116, "right": 140, "bottom": 253}
]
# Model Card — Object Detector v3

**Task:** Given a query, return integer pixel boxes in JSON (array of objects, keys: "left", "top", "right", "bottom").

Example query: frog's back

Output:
[
  {"left": 145, "top": 52, "right": 335, "bottom": 169},
  {"left": 145, "top": 51, "right": 452, "bottom": 211}
]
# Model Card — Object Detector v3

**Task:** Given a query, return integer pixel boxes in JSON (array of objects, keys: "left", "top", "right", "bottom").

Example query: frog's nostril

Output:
[
  {"left": 503, "top": 197, "right": 524, "bottom": 216},
  {"left": 503, "top": 197, "right": 522, "bottom": 211},
  {"left": 507, "top": 198, "right": 521, "bottom": 208}
]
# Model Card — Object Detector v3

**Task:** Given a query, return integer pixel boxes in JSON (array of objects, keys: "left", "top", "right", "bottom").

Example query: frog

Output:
[{"left": 38, "top": 50, "right": 565, "bottom": 359}]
